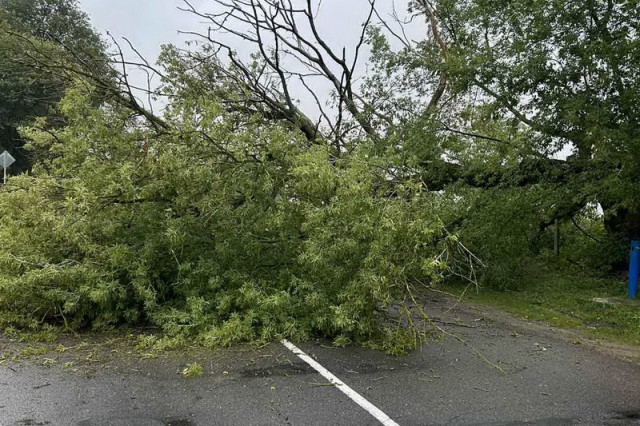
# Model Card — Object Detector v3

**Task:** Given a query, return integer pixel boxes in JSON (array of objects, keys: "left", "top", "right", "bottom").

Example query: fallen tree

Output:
[{"left": 1, "top": 0, "right": 636, "bottom": 348}]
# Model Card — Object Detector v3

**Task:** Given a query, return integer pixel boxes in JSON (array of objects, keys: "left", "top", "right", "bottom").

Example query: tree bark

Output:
[{"left": 601, "top": 203, "right": 640, "bottom": 241}]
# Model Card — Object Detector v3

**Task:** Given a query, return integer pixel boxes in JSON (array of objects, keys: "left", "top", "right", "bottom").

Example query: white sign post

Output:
[{"left": 0, "top": 150, "right": 16, "bottom": 184}]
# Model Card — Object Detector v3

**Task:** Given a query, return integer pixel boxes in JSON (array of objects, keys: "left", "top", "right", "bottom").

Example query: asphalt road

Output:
[{"left": 2, "top": 298, "right": 640, "bottom": 426}]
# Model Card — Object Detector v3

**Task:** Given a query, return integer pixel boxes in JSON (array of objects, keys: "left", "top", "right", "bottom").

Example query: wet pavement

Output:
[{"left": 2, "top": 299, "right": 640, "bottom": 425}]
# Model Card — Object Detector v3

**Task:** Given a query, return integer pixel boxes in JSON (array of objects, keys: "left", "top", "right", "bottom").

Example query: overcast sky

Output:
[
  {"left": 78, "top": 1, "right": 412, "bottom": 59},
  {"left": 79, "top": 0, "right": 206, "bottom": 64},
  {"left": 77, "top": 1, "right": 415, "bottom": 115}
]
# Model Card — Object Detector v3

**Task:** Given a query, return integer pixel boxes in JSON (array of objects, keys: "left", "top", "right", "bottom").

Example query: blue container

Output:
[{"left": 629, "top": 240, "right": 640, "bottom": 299}]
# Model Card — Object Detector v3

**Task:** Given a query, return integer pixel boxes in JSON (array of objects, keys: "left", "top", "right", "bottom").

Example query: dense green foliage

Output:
[
  {"left": 0, "top": 83, "right": 464, "bottom": 352},
  {"left": 1, "top": 0, "right": 104, "bottom": 53},
  {"left": 0, "top": 0, "right": 106, "bottom": 172},
  {"left": 435, "top": 0, "right": 640, "bottom": 239},
  {"left": 374, "top": 0, "right": 639, "bottom": 285},
  {"left": 0, "top": 0, "right": 637, "bottom": 351}
]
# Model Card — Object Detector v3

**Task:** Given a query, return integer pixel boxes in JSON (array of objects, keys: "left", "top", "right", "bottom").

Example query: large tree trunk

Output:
[{"left": 602, "top": 203, "right": 640, "bottom": 241}]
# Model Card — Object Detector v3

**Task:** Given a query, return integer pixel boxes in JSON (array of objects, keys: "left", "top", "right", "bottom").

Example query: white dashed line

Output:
[{"left": 281, "top": 339, "right": 400, "bottom": 426}]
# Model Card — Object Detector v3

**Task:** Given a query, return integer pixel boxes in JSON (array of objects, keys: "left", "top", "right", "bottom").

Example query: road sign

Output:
[
  {"left": 1, "top": 150, "right": 15, "bottom": 184},
  {"left": 0, "top": 151, "right": 15, "bottom": 169}
]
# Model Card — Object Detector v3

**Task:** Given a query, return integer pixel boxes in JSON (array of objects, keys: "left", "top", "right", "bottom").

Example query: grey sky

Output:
[
  {"left": 77, "top": 1, "right": 415, "bottom": 116},
  {"left": 78, "top": 1, "right": 412, "bottom": 60},
  {"left": 79, "top": 0, "right": 205, "bottom": 61}
]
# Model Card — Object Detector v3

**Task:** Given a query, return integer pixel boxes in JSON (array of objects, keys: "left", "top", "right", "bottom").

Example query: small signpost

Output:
[{"left": 0, "top": 150, "right": 16, "bottom": 184}]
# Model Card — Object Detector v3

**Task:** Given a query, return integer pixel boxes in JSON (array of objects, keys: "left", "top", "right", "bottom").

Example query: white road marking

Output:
[{"left": 281, "top": 339, "right": 401, "bottom": 426}]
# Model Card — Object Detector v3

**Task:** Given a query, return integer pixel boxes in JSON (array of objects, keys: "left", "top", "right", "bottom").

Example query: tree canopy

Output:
[
  {"left": 0, "top": 0, "right": 106, "bottom": 172},
  {"left": 437, "top": 0, "right": 640, "bottom": 238}
]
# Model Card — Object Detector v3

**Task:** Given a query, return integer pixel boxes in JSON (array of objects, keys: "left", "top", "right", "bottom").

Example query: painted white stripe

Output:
[{"left": 281, "top": 339, "right": 400, "bottom": 426}]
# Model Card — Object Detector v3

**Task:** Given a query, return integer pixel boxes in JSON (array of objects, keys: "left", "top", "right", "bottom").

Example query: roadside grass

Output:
[{"left": 454, "top": 263, "right": 640, "bottom": 346}]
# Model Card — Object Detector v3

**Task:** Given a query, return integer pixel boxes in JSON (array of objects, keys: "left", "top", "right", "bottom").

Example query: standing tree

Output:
[
  {"left": 0, "top": 0, "right": 106, "bottom": 173},
  {"left": 431, "top": 0, "right": 640, "bottom": 240}
]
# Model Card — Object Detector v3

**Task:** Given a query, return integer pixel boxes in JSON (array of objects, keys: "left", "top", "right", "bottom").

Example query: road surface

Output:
[{"left": 1, "top": 298, "right": 639, "bottom": 425}]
